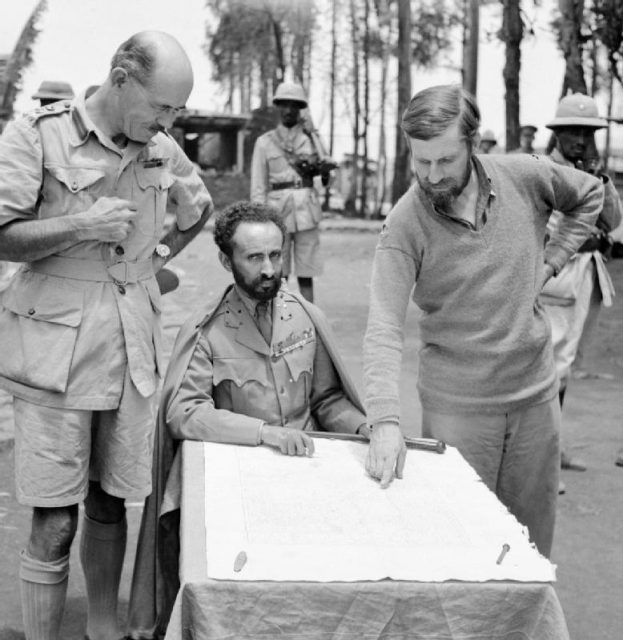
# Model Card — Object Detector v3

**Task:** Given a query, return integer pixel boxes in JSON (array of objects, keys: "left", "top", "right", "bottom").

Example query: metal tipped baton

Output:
[{"left": 308, "top": 431, "right": 446, "bottom": 454}]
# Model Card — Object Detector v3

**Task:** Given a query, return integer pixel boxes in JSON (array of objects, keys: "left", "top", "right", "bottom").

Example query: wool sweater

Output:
[{"left": 363, "top": 153, "right": 603, "bottom": 422}]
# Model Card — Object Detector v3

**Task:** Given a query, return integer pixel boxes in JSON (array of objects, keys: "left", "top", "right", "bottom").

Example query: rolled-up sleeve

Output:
[
  {"left": 0, "top": 118, "right": 43, "bottom": 227},
  {"left": 167, "top": 143, "right": 213, "bottom": 231},
  {"left": 544, "top": 162, "right": 603, "bottom": 273}
]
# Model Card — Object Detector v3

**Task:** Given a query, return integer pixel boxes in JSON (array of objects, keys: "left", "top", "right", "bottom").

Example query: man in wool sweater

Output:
[{"left": 363, "top": 84, "right": 603, "bottom": 557}]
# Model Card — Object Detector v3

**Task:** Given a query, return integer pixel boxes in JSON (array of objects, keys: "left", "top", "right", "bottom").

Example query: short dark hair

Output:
[
  {"left": 110, "top": 34, "right": 156, "bottom": 86},
  {"left": 401, "top": 84, "right": 480, "bottom": 142},
  {"left": 213, "top": 201, "right": 286, "bottom": 257}
]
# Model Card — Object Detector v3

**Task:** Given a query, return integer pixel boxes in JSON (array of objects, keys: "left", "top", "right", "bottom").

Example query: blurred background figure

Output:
[
  {"left": 540, "top": 93, "right": 622, "bottom": 482},
  {"left": 478, "top": 129, "right": 497, "bottom": 154},
  {"left": 519, "top": 125, "right": 538, "bottom": 154},
  {"left": 31, "top": 80, "right": 74, "bottom": 106}
]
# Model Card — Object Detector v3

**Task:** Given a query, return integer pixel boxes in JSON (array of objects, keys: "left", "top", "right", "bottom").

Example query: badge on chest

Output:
[{"left": 272, "top": 327, "right": 315, "bottom": 359}]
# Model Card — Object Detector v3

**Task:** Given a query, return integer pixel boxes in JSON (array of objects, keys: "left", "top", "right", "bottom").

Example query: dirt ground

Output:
[{"left": 1, "top": 228, "right": 622, "bottom": 639}]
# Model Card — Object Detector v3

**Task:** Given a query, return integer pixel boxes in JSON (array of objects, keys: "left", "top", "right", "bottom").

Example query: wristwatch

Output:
[{"left": 154, "top": 243, "right": 171, "bottom": 261}]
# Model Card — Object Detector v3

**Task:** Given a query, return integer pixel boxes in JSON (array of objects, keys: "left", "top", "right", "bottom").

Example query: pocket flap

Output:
[
  {"left": 135, "top": 166, "right": 175, "bottom": 191},
  {"left": 213, "top": 357, "right": 269, "bottom": 388},
  {"left": 2, "top": 284, "right": 83, "bottom": 327},
  {"left": 283, "top": 347, "right": 314, "bottom": 382},
  {"left": 45, "top": 164, "right": 105, "bottom": 193}
]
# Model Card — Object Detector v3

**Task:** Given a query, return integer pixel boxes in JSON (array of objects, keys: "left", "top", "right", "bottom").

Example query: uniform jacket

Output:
[
  {"left": 250, "top": 124, "right": 322, "bottom": 232},
  {"left": 126, "top": 286, "right": 365, "bottom": 639},
  {"left": 0, "top": 96, "right": 211, "bottom": 407}
]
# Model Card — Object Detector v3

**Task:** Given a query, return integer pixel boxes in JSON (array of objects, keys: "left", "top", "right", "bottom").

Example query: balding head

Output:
[{"left": 110, "top": 31, "right": 193, "bottom": 90}]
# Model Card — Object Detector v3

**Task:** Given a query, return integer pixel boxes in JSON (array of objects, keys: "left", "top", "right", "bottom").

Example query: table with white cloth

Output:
[{"left": 164, "top": 439, "right": 570, "bottom": 640}]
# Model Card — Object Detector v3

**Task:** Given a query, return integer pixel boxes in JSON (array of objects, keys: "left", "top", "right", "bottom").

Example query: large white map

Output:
[{"left": 202, "top": 439, "right": 556, "bottom": 583}]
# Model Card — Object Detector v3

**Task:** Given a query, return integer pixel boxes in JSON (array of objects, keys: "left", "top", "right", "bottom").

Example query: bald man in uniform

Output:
[{"left": 0, "top": 32, "right": 212, "bottom": 640}]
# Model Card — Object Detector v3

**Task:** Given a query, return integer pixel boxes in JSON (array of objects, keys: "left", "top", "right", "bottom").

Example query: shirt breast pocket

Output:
[
  {"left": 212, "top": 357, "right": 271, "bottom": 416},
  {"left": 42, "top": 164, "right": 106, "bottom": 217},
  {"left": 0, "top": 278, "right": 84, "bottom": 392},
  {"left": 134, "top": 165, "right": 175, "bottom": 240}
]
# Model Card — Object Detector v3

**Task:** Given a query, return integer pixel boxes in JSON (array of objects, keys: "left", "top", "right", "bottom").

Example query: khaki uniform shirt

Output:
[
  {"left": 0, "top": 96, "right": 212, "bottom": 409},
  {"left": 250, "top": 124, "right": 322, "bottom": 232},
  {"left": 167, "top": 286, "right": 365, "bottom": 444}
]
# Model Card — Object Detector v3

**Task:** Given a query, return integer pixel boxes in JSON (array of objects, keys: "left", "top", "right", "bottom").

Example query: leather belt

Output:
[
  {"left": 28, "top": 256, "right": 154, "bottom": 285},
  {"left": 271, "top": 179, "right": 313, "bottom": 190}
]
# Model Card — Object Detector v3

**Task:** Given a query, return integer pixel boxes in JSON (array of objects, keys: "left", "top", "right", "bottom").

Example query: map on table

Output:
[{"left": 201, "top": 439, "right": 556, "bottom": 583}]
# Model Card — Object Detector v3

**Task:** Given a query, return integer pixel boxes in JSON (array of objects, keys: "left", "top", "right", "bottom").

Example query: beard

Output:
[
  {"left": 232, "top": 266, "right": 282, "bottom": 302},
  {"left": 417, "top": 156, "right": 472, "bottom": 214}
]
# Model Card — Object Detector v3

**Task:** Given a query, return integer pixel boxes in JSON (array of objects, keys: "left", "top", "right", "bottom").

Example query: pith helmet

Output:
[
  {"left": 32, "top": 80, "right": 75, "bottom": 101},
  {"left": 480, "top": 129, "right": 496, "bottom": 142},
  {"left": 546, "top": 94, "right": 607, "bottom": 130},
  {"left": 272, "top": 82, "right": 307, "bottom": 108}
]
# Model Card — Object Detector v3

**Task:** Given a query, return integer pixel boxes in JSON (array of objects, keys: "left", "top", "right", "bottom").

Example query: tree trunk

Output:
[
  {"left": 501, "top": 0, "right": 523, "bottom": 152},
  {"left": 324, "top": 0, "right": 338, "bottom": 211},
  {"left": 558, "top": 0, "right": 588, "bottom": 95},
  {"left": 361, "top": 0, "right": 370, "bottom": 218},
  {"left": 391, "top": 0, "right": 412, "bottom": 204},
  {"left": 374, "top": 0, "right": 391, "bottom": 217},
  {"left": 345, "top": 0, "right": 361, "bottom": 216},
  {"left": 462, "top": 0, "right": 480, "bottom": 96}
]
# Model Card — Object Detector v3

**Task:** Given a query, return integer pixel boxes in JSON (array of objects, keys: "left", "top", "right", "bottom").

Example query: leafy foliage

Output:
[{"left": 0, "top": 0, "right": 48, "bottom": 122}]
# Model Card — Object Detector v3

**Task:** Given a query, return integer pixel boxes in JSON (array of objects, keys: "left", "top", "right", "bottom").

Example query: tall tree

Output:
[
  {"left": 0, "top": 0, "right": 47, "bottom": 125},
  {"left": 462, "top": 0, "right": 480, "bottom": 95},
  {"left": 501, "top": 0, "right": 523, "bottom": 152},
  {"left": 205, "top": 0, "right": 315, "bottom": 111},
  {"left": 391, "top": 0, "right": 412, "bottom": 204},
  {"left": 556, "top": 0, "right": 589, "bottom": 95}
]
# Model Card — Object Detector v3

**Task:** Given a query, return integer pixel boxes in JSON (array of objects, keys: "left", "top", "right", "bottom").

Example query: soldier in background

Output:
[
  {"left": 540, "top": 93, "right": 622, "bottom": 480},
  {"left": 31, "top": 80, "right": 75, "bottom": 107},
  {"left": 519, "top": 125, "right": 538, "bottom": 154},
  {"left": 477, "top": 129, "right": 497, "bottom": 154},
  {"left": 250, "top": 82, "right": 336, "bottom": 303}
]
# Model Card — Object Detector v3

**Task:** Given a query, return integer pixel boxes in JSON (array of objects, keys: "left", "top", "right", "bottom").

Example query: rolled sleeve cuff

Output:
[
  {"left": 364, "top": 397, "right": 400, "bottom": 427},
  {"left": 175, "top": 192, "right": 212, "bottom": 231}
]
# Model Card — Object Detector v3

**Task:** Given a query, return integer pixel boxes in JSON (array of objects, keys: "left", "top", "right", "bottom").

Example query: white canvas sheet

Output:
[{"left": 202, "top": 439, "right": 556, "bottom": 583}]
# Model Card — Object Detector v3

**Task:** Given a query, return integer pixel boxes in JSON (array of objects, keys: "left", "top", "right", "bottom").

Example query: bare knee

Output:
[
  {"left": 84, "top": 481, "right": 125, "bottom": 523},
  {"left": 29, "top": 505, "right": 79, "bottom": 561}
]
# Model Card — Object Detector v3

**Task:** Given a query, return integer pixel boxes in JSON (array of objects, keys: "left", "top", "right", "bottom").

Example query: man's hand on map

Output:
[
  {"left": 261, "top": 425, "right": 315, "bottom": 457},
  {"left": 365, "top": 422, "right": 407, "bottom": 489}
]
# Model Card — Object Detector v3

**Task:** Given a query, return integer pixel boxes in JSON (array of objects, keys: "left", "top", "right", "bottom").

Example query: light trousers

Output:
[{"left": 422, "top": 396, "right": 560, "bottom": 557}]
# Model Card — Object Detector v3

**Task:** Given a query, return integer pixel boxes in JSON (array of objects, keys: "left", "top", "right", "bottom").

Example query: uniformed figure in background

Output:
[
  {"left": 540, "top": 93, "right": 622, "bottom": 478},
  {"left": 126, "top": 200, "right": 367, "bottom": 637},
  {"left": 477, "top": 128, "right": 497, "bottom": 154},
  {"left": 31, "top": 80, "right": 75, "bottom": 107},
  {"left": 519, "top": 124, "right": 538, "bottom": 154},
  {"left": 0, "top": 31, "right": 212, "bottom": 640},
  {"left": 250, "top": 82, "right": 335, "bottom": 303}
]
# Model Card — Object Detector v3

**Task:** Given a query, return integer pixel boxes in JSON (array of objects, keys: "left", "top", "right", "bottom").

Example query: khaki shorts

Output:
[
  {"left": 282, "top": 228, "right": 322, "bottom": 278},
  {"left": 14, "top": 370, "right": 157, "bottom": 507}
]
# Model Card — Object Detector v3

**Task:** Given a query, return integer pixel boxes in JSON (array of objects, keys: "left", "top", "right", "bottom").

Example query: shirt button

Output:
[
  {"left": 115, "top": 245, "right": 125, "bottom": 256},
  {"left": 118, "top": 285, "right": 126, "bottom": 295},
  {"left": 27, "top": 308, "right": 35, "bottom": 315},
  {"left": 71, "top": 181, "right": 78, "bottom": 190}
]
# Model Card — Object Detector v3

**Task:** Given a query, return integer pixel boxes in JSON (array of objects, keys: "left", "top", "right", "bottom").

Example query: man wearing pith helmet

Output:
[
  {"left": 31, "top": 80, "right": 75, "bottom": 107},
  {"left": 540, "top": 93, "right": 621, "bottom": 477},
  {"left": 251, "top": 81, "right": 334, "bottom": 303}
]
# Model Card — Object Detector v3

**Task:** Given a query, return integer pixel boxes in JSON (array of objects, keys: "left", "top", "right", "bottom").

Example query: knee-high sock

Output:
[
  {"left": 80, "top": 514, "right": 127, "bottom": 639},
  {"left": 19, "top": 549, "right": 69, "bottom": 640}
]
